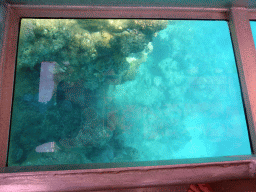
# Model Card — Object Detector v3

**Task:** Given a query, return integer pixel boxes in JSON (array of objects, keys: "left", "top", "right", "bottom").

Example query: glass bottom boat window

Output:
[
  {"left": 8, "top": 19, "right": 251, "bottom": 166},
  {"left": 250, "top": 21, "right": 256, "bottom": 48}
]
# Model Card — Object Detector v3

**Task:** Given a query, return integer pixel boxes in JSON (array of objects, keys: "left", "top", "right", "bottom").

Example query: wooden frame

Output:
[
  {"left": 229, "top": 7, "right": 256, "bottom": 153},
  {"left": 1, "top": 4, "right": 256, "bottom": 191}
]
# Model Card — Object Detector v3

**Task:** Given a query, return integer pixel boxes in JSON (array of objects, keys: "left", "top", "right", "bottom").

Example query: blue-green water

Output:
[
  {"left": 250, "top": 21, "right": 256, "bottom": 47},
  {"left": 112, "top": 20, "right": 250, "bottom": 160},
  {"left": 8, "top": 19, "right": 251, "bottom": 166}
]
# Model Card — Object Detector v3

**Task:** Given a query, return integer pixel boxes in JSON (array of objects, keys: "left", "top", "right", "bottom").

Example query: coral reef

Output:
[
  {"left": 17, "top": 19, "right": 168, "bottom": 91},
  {"left": 75, "top": 123, "right": 113, "bottom": 148},
  {"left": 10, "top": 19, "right": 170, "bottom": 166},
  {"left": 12, "top": 20, "right": 240, "bottom": 165}
]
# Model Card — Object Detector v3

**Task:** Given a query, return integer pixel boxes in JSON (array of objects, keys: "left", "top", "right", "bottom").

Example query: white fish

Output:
[{"left": 35, "top": 141, "right": 60, "bottom": 153}]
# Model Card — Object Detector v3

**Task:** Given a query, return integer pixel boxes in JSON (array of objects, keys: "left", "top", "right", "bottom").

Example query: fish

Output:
[{"left": 35, "top": 141, "right": 60, "bottom": 153}]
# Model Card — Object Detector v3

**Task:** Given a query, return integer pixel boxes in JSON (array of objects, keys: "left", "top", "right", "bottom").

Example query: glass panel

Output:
[
  {"left": 250, "top": 21, "right": 256, "bottom": 48},
  {"left": 8, "top": 19, "right": 251, "bottom": 166}
]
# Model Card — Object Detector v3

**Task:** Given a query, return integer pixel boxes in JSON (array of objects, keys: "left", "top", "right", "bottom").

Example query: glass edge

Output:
[{"left": 1, "top": 155, "right": 256, "bottom": 173}]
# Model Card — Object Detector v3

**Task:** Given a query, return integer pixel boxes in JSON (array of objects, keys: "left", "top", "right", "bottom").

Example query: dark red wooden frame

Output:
[{"left": 1, "top": 4, "right": 256, "bottom": 191}]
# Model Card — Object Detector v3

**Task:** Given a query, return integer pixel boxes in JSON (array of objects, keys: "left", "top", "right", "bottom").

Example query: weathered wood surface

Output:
[{"left": 0, "top": 160, "right": 255, "bottom": 192}]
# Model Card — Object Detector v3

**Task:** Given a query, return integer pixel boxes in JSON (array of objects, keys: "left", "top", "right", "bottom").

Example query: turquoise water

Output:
[
  {"left": 112, "top": 20, "right": 250, "bottom": 160},
  {"left": 8, "top": 19, "right": 251, "bottom": 166},
  {"left": 251, "top": 21, "right": 256, "bottom": 47}
]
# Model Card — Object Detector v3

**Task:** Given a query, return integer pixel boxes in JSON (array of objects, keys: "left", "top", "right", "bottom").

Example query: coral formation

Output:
[
  {"left": 17, "top": 19, "right": 168, "bottom": 91},
  {"left": 13, "top": 19, "right": 238, "bottom": 165},
  {"left": 10, "top": 19, "right": 169, "bottom": 166}
]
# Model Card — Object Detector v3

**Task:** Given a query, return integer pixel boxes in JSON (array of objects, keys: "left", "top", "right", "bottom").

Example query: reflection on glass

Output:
[{"left": 8, "top": 19, "right": 251, "bottom": 166}]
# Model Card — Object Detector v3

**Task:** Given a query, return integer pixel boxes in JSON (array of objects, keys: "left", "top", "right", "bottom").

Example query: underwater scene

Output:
[{"left": 8, "top": 19, "right": 251, "bottom": 166}]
